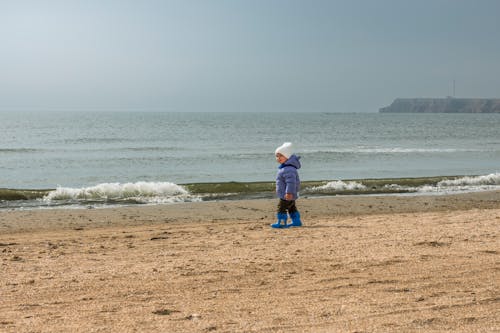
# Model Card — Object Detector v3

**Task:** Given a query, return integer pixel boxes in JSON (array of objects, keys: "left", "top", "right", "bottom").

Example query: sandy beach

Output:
[{"left": 1, "top": 192, "right": 499, "bottom": 332}]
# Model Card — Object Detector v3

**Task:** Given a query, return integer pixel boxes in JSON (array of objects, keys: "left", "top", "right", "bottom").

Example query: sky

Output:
[{"left": 1, "top": 0, "right": 500, "bottom": 112}]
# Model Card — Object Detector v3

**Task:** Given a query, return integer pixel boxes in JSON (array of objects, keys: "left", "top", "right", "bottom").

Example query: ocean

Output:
[{"left": 1, "top": 111, "right": 500, "bottom": 209}]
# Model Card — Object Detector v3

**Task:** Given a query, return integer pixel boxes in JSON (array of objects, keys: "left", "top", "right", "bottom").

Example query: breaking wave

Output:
[
  {"left": 2, "top": 173, "right": 499, "bottom": 210},
  {"left": 308, "top": 180, "right": 367, "bottom": 192},
  {"left": 436, "top": 173, "right": 500, "bottom": 187},
  {"left": 385, "top": 173, "right": 500, "bottom": 194},
  {"left": 43, "top": 181, "right": 200, "bottom": 204},
  {"left": 305, "top": 173, "right": 500, "bottom": 196}
]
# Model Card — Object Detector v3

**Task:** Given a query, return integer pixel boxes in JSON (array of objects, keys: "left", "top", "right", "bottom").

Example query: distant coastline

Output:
[{"left": 380, "top": 97, "right": 500, "bottom": 113}]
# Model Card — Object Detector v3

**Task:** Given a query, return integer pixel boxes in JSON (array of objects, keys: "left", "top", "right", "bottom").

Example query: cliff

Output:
[{"left": 379, "top": 98, "right": 500, "bottom": 113}]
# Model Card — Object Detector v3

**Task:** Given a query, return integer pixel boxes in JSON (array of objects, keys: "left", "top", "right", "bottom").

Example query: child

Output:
[{"left": 272, "top": 142, "right": 303, "bottom": 228}]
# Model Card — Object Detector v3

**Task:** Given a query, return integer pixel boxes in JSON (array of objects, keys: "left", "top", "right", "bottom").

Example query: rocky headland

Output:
[{"left": 380, "top": 98, "right": 500, "bottom": 113}]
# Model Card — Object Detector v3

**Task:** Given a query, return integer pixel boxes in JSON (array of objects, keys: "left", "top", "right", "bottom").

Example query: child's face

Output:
[{"left": 275, "top": 153, "right": 287, "bottom": 164}]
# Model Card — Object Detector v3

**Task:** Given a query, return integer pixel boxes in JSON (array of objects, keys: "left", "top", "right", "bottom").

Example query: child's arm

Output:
[{"left": 284, "top": 169, "right": 298, "bottom": 200}]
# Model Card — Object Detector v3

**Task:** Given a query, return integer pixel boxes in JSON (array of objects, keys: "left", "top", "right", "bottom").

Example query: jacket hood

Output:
[{"left": 281, "top": 154, "right": 301, "bottom": 169}]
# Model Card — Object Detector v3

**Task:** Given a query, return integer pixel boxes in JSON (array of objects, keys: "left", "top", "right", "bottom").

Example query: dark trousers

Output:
[{"left": 277, "top": 199, "right": 298, "bottom": 214}]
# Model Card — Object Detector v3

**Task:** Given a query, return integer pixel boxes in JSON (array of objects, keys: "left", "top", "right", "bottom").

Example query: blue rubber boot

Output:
[
  {"left": 289, "top": 211, "right": 302, "bottom": 227},
  {"left": 271, "top": 212, "right": 288, "bottom": 228}
]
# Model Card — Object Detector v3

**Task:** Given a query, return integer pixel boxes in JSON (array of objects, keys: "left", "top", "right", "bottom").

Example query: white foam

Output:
[
  {"left": 437, "top": 173, "right": 500, "bottom": 186},
  {"left": 310, "top": 180, "right": 367, "bottom": 192},
  {"left": 302, "top": 147, "right": 484, "bottom": 154},
  {"left": 43, "top": 181, "right": 199, "bottom": 204},
  {"left": 385, "top": 173, "right": 500, "bottom": 194}
]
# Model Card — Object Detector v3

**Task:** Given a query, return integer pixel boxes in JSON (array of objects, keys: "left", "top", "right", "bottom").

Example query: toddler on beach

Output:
[{"left": 272, "top": 142, "right": 303, "bottom": 228}]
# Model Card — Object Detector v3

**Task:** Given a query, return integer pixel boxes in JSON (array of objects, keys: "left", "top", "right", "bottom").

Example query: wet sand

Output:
[{"left": 1, "top": 191, "right": 499, "bottom": 332}]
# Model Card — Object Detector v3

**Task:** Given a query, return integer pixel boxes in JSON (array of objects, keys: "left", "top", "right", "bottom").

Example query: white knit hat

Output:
[{"left": 275, "top": 142, "right": 293, "bottom": 158}]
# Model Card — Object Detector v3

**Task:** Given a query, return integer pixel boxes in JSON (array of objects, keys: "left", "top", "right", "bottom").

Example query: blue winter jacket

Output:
[{"left": 276, "top": 154, "right": 301, "bottom": 200}]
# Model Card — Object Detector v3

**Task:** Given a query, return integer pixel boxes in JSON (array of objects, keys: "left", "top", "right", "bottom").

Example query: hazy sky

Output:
[{"left": 1, "top": 0, "right": 499, "bottom": 112}]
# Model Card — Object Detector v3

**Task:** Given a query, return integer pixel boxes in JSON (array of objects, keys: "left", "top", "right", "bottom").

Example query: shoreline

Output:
[
  {"left": 1, "top": 190, "right": 500, "bottom": 234},
  {"left": 1, "top": 173, "right": 500, "bottom": 211},
  {"left": 1, "top": 191, "right": 499, "bottom": 332}
]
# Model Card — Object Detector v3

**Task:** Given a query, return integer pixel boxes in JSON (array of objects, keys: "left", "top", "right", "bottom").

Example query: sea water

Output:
[{"left": 1, "top": 111, "right": 500, "bottom": 208}]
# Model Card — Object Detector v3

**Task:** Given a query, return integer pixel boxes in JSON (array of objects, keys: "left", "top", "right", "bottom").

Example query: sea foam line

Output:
[
  {"left": 388, "top": 173, "right": 500, "bottom": 193},
  {"left": 437, "top": 173, "right": 500, "bottom": 186},
  {"left": 306, "top": 173, "right": 500, "bottom": 195},
  {"left": 43, "top": 181, "right": 200, "bottom": 203},
  {"left": 308, "top": 180, "right": 367, "bottom": 192},
  {"left": 301, "top": 147, "right": 486, "bottom": 154}
]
